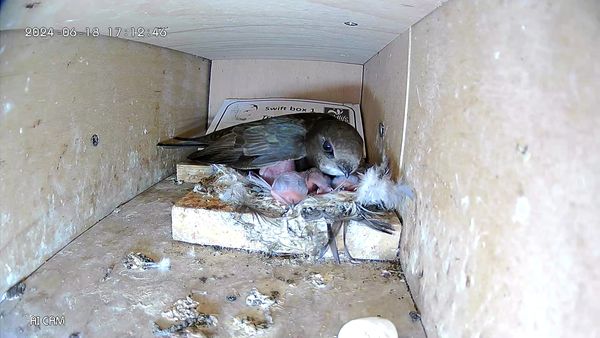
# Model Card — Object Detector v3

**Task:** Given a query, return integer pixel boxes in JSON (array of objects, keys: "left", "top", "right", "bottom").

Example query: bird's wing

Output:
[
  {"left": 188, "top": 116, "right": 308, "bottom": 169},
  {"left": 187, "top": 133, "right": 240, "bottom": 164}
]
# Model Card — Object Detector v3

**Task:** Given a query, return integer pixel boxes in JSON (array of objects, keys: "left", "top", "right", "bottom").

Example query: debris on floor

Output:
[
  {"left": 123, "top": 252, "right": 171, "bottom": 271},
  {"left": 245, "top": 288, "right": 277, "bottom": 310},
  {"left": 232, "top": 314, "right": 271, "bottom": 336},
  {"left": 409, "top": 311, "right": 421, "bottom": 322},
  {"left": 2, "top": 281, "right": 26, "bottom": 301},
  {"left": 0, "top": 177, "right": 426, "bottom": 338},
  {"left": 161, "top": 296, "right": 202, "bottom": 322},
  {"left": 306, "top": 272, "right": 329, "bottom": 288},
  {"left": 153, "top": 295, "right": 218, "bottom": 337},
  {"left": 381, "top": 270, "right": 392, "bottom": 278},
  {"left": 101, "top": 264, "right": 115, "bottom": 282}
]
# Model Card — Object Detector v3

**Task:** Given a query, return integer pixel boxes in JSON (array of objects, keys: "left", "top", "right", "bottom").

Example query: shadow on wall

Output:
[{"left": 360, "top": 86, "right": 404, "bottom": 181}]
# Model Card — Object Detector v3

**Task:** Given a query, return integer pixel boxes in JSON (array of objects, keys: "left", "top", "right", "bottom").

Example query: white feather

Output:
[
  {"left": 246, "top": 172, "right": 272, "bottom": 192},
  {"left": 356, "top": 161, "right": 414, "bottom": 210},
  {"left": 219, "top": 180, "right": 248, "bottom": 205},
  {"left": 145, "top": 257, "right": 171, "bottom": 271},
  {"left": 208, "top": 165, "right": 251, "bottom": 205}
]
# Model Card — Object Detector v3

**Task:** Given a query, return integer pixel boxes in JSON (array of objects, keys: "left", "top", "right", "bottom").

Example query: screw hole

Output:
[
  {"left": 378, "top": 122, "right": 385, "bottom": 138},
  {"left": 344, "top": 21, "right": 358, "bottom": 26},
  {"left": 91, "top": 134, "right": 99, "bottom": 147},
  {"left": 409, "top": 311, "right": 421, "bottom": 322}
]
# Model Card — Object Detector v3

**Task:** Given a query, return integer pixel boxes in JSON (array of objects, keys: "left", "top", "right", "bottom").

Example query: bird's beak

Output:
[{"left": 338, "top": 164, "right": 351, "bottom": 178}]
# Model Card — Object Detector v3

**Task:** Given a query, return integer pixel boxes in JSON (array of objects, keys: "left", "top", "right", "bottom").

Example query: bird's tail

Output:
[
  {"left": 173, "top": 136, "right": 205, "bottom": 141},
  {"left": 156, "top": 135, "right": 209, "bottom": 147}
]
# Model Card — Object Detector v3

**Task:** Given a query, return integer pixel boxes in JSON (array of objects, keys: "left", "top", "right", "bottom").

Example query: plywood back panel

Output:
[
  {"left": 208, "top": 59, "right": 363, "bottom": 124},
  {"left": 0, "top": 0, "right": 441, "bottom": 64},
  {"left": 0, "top": 31, "right": 210, "bottom": 295}
]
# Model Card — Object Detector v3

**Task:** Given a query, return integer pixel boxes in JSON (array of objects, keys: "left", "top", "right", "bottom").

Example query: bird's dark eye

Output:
[{"left": 322, "top": 140, "right": 333, "bottom": 154}]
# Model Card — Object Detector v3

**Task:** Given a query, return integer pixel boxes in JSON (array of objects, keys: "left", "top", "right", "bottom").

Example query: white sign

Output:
[{"left": 207, "top": 98, "right": 365, "bottom": 143}]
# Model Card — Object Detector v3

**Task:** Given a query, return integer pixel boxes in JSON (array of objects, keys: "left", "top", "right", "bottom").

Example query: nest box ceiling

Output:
[{"left": 1, "top": 0, "right": 442, "bottom": 64}]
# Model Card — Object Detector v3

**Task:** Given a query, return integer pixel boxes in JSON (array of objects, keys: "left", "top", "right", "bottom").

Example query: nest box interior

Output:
[{"left": 0, "top": 0, "right": 598, "bottom": 337}]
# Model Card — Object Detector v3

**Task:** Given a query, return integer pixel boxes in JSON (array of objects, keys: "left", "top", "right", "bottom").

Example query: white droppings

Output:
[
  {"left": 19, "top": 127, "right": 23, "bottom": 134},
  {"left": 494, "top": 51, "right": 501, "bottom": 60},
  {"left": 154, "top": 257, "right": 171, "bottom": 271},
  {"left": 3, "top": 101, "right": 13, "bottom": 114},
  {"left": 521, "top": 24, "right": 526, "bottom": 31},
  {"left": 161, "top": 296, "right": 202, "bottom": 322},
  {"left": 5, "top": 273, "right": 16, "bottom": 287},
  {"left": 469, "top": 217, "right": 475, "bottom": 232},
  {"left": 143, "top": 128, "right": 148, "bottom": 135},
  {"left": 128, "top": 151, "right": 140, "bottom": 168},
  {"left": 0, "top": 213, "right": 10, "bottom": 225},
  {"left": 460, "top": 196, "right": 470, "bottom": 211},
  {"left": 512, "top": 196, "right": 530, "bottom": 225},
  {"left": 24, "top": 77, "right": 30, "bottom": 93},
  {"left": 416, "top": 86, "right": 422, "bottom": 107},
  {"left": 4, "top": 264, "right": 11, "bottom": 273}
]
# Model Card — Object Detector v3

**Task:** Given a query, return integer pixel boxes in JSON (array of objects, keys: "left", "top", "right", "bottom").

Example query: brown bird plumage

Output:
[{"left": 157, "top": 113, "right": 363, "bottom": 176}]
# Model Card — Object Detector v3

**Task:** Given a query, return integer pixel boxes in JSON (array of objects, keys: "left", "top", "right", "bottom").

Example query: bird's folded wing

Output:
[{"left": 188, "top": 117, "right": 308, "bottom": 168}]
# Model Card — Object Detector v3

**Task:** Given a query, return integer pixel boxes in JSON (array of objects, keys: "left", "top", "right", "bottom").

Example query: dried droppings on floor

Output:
[{"left": 0, "top": 177, "right": 425, "bottom": 338}]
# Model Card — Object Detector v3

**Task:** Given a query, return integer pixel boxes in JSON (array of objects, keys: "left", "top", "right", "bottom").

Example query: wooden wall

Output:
[
  {"left": 0, "top": 31, "right": 210, "bottom": 295},
  {"left": 362, "top": 0, "right": 600, "bottom": 337},
  {"left": 208, "top": 59, "right": 363, "bottom": 124}
]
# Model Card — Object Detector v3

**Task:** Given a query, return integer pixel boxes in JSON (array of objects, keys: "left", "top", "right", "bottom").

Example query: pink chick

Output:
[
  {"left": 270, "top": 171, "right": 309, "bottom": 206},
  {"left": 259, "top": 160, "right": 296, "bottom": 185},
  {"left": 303, "top": 168, "right": 333, "bottom": 194},
  {"left": 332, "top": 174, "right": 360, "bottom": 191}
]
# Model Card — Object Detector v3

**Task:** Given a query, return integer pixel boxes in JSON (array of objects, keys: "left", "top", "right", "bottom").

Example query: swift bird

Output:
[{"left": 157, "top": 113, "right": 363, "bottom": 177}]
